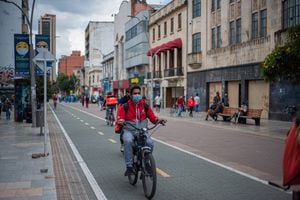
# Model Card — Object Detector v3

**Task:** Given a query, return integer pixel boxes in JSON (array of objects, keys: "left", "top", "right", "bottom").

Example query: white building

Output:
[{"left": 84, "top": 21, "right": 114, "bottom": 96}]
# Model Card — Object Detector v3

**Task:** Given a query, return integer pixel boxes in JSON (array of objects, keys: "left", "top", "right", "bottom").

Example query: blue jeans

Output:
[
  {"left": 177, "top": 105, "right": 183, "bottom": 116},
  {"left": 105, "top": 106, "right": 115, "bottom": 120},
  {"left": 123, "top": 129, "right": 154, "bottom": 168},
  {"left": 6, "top": 109, "right": 11, "bottom": 120},
  {"left": 194, "top": 104, "right": 199, "bottom": 112}
]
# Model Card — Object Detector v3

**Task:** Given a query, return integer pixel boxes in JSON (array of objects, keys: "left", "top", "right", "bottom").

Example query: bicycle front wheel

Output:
[
  {"left": 128, "top": 157, "right": 138, "bottom": 185},
  {"left": 142, "top": 153, "right": 156, "bottom": 199}
]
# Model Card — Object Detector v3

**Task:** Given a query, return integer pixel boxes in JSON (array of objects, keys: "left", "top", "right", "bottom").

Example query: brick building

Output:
[{"left": 58, "top": 51, "right": 84, "bottom": 76}]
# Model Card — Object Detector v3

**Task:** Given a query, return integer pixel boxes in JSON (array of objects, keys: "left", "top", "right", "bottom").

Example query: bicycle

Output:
[
  {"left": 123, "top": 122, "right": 164, "bottom": 199},
  {"left": 106, "top": 107, "right": 114, "bottom": 126}
]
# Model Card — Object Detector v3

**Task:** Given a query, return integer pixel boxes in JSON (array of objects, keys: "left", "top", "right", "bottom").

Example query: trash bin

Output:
[{"left": 36, "top": 109, "right": 44, "bottom": 127}]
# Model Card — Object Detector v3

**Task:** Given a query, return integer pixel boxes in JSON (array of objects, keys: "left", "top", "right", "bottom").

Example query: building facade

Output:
[
  {"left": 186, "top": 0, "right": 300, "bottom": 120},
  {"left": 147, "top": 0, "right": 187, "bottom": 108},
  {"left": 58, "top": 51, "right": 84, "bottom": 76},
  {"left": 38, "top": 14, "right": 57, "bottom": 82},
  {"left": 84, "top": 21, "right": 114, "bottom": 96},
  {"left": 101, "top": 51, "right": 114, "bottom": 95},
  {"left": 125, "top": 10, "right": 151, "bottom": 96}
]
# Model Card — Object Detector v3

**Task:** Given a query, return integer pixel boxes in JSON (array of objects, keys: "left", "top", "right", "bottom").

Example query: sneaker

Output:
[
  {"left": 124, "top": 167, "right": 134, "bottom": 176},
  {"left": 120, "top": 144, "right": 124, "bottom": 152}
]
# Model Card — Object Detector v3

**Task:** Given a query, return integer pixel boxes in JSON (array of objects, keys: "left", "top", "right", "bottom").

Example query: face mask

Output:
[{"left": 132, "top": 94, "right": 142, "bottom": 104}]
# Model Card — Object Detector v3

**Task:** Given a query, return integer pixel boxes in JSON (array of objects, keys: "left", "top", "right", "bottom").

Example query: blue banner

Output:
[
  {"left": 35, "top": 34, "right": 51, "bottom": 76},
  {"left": 14, "top": 34, "right": 30, "bottom": 77}
]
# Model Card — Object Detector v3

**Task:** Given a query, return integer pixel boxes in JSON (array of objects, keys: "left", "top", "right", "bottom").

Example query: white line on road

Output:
[
  {"left": 85, "top": 122, "right": 89, "bottom": 126},
  {"left": 91, "top": 126, "right": 95, "bottom": 130},
  {"left": 80, "top": 120, "right": 84, "bottom": 122},
  {"left": 108, "top": 139, "right": 117, "bottom": 143},
  {"left": 50, "top": 106, "right": 107, "bottom": 200},
  {"left": 98, "top": 132, "right": 104, "bottom": 135}
]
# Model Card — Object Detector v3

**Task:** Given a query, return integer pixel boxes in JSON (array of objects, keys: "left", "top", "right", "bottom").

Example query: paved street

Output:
[{"left": 49, "top": 101, "right": 291, "bottom": 199}]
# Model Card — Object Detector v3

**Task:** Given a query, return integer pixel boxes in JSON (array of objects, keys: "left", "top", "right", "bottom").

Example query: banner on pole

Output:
[
  {"left": 35, "top": 35, "right": 51, "bottom": 76},
  {"left": 14, "top": 34, "right": 30, "bottom": 77}
]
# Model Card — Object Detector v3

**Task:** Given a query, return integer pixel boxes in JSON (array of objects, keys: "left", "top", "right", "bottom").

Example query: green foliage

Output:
[
  {"left": 56, "top": 73, "right": 79, "bottom": 95},
  {"left": 36, "top": 77, "right": 54, "bottom": 104},
  {"left": 261, "top": 24, "right": 300, "bottom": 83}
]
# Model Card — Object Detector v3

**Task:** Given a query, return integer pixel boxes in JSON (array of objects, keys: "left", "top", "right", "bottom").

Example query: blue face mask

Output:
[{"left": 132, "top": 94, "right": 142, "bottom": 104}]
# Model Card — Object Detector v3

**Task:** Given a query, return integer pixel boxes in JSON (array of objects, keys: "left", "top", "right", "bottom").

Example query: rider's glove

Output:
[{"left": 157, "top": 118, "right": 167, "bottom": 125}]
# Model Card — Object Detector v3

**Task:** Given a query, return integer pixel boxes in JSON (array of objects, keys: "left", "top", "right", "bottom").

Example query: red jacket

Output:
[
  {"left": 117, "top": 99, "right": 158, "bottom": 124},
  {"left": 187, "top": 98, "right": 195, "bottom": 107}
]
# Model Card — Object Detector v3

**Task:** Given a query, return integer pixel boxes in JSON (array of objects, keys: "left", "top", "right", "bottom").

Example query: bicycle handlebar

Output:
[{"left": 123, "top": 121, "right": 163, "bottom": 131}]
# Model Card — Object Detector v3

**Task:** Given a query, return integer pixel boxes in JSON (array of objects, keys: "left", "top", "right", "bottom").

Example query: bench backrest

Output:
[
  {"left": 247, "top": 109, "right": 263, "bottom": 118},
  {"left": 222, "top": 107, "right": 239, "bottom": 115}
]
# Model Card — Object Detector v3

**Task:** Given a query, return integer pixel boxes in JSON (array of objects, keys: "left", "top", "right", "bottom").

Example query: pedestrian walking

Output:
[
  {"left": 187, "top": 95, "right": 195, "bottom": 117},
  {"left": 85, "top": 95, "right": 89, "bottom": 108},
  {"left": 194, "top": 93, "right": 200, "bottom": 112},
  {"left": 3, "top": 98, "right": 12, "bottom": 120},
  {"left": 176, "top": 96, "right": 184, "bottom": 117},
  {"left": 222, "top": 92, "right": 229, "bottom": 107},
  {"left": 81, "top": 95, "right": 85, "bottom": 107},
  {"left": 154, "top": 94, "right": 162, "bottom": 113},
  {"left": 0, "top": 98, "right": 2, "bottom": 118}
]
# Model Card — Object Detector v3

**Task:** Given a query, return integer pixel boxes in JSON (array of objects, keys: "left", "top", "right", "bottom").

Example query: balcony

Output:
[
  {"left": 146, "top": 71, "right": 162, "bottom": 79},
  {"left": 187, "top": 52, "right": 202, "bottom": 69},
  {"left": 164, "top": 67, "right": 183, "bottom": 78}
]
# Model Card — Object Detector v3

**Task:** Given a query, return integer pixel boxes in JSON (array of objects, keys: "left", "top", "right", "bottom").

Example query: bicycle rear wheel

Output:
[
  {"left": 142, "top": 153, "right": 156, "bottom": 199},
  {"left": 128, "top": 156, "right": 138, "bottom": 185}
]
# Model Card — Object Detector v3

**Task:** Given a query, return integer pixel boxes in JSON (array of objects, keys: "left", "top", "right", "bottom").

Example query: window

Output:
[
  {"left": 164, "top": 21, "right": 167, "bottom": 36},
  {"left": 217, "top": 26, "right": 221, "bottom": 48},
  {"left": 192, "top": 32, "right": 201, "bottom": 53},
  {"left": 152, "top": 28, "right": 155, "bottom": 41},
  {"left": 236, "top": 18, "right": 241, "bottom": 43},
  {"left": 212, "top": 0, "right": 215, "bottom": 11},
  {"left": 260, "top": 9, "right": 267, "bottom": 37},
  {"left": 217, "top": 0, "right": 221, "bottom": 9},
  {"left": 171, "top": 18, "right": 174, "bottom": 33},
  {"left": 283, "top": 0, "right": 300, "bottom": 29},
  {"left": 230, "top": 0, "right": 234, "bottom": 3},
  {"left": 178, "top": 13, "right": 182, "bottom": 29},
  {"left": 193, "top": 0, "right": 201, "bottom": 18},
  {"left": 229, "top": 21, "right": 235, "bottom": 45},
  {"left": 251, "top": 12, "right": 259, "bottom": 39},
  {"left": 158, "top": 25, "right": 161, "bottom": 39},
  {"left": 212, "top": 28, "right": 216, "bottom": 49}
]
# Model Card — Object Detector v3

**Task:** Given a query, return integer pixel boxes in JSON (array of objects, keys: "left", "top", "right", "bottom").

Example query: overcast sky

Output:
[{"left": 31, "top": 0, "right": 171, "bottom": 59}]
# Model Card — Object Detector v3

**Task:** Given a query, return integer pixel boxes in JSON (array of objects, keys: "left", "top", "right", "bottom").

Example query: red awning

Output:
[{"left": 147, "top": 38, "right": 182, "bottom": 57}]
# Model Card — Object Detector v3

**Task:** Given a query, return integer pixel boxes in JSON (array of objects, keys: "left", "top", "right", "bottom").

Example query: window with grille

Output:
[
  {"left": 229, "top": 21, "right": 235, "bottom": 45},
  {"left": 236, "top": 18, "right": 241, "bottom": 43},
  {"left": 251, "top": 12, "right": 259, "bottom": 39},
  {"left": 193, "top": 0, "right": 201, "bottom": 18},
  {"left": 217, "top": 26, "right": 221, "bottom": 48},
  {"left": 260, "top": 9, "right": 267, "bottom": 37},
  {"left": 192, "top": 32, "right": 201, "bottom": 53},
  {"left": 283, "top": 0, "right": 300, "bottom": 29}
]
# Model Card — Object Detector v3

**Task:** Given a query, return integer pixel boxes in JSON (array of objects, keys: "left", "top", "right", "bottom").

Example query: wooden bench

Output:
[
  {"left": 238, "top": 108, "right": 263, "bottom": 126},
  {"left": 218, "top": 107, "right": 239, "bottom": 121}
]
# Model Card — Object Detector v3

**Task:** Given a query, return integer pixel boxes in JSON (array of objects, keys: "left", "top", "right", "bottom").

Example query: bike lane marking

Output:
[
  {"left": 156, "top": 168, "right": 170, "bottom": 177},
  {"left": 50, "top": 106, "right": 107, "bottom": 200},
  {"left": 98, "top": 132, "right": 104, "bottom": 135},
  {"left": 108, "top": 139, "right": 117, "bottom": 143}
]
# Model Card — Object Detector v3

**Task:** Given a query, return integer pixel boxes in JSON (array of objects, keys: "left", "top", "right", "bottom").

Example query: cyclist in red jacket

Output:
[{"left": 117, "top": 85, "right": 166, "bottom": 176}]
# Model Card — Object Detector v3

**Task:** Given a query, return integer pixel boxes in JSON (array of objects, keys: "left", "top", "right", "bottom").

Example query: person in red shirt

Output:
[
  {"left": 53, "top": 94, "right": 58, "bottom": 109},
  {"left": 176, "top": 96, "right": 184, "bottom": 117},
  {"left": 117, "top": 85, "right": 166, "bottom": 176},
  {"left": 187, "top": 95, "right": 195, "bottom": 117}
]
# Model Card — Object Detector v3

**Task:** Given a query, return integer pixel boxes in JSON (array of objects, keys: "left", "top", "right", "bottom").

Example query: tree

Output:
[
  {"left": 56, "top": 73, "right": 79, "bottom": 95},
  {"left": 261, "top": 24, "right": 300, "bottom": 83}
]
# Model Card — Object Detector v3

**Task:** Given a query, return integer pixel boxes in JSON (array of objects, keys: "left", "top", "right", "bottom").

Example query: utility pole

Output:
[{"left": 1, "top": 0, "right": 37, "bottom": 126}]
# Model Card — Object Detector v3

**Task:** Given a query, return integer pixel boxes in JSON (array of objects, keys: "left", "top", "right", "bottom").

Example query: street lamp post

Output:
[{"left": 1, "top": 0, "right": 37, "bottom": 126}]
